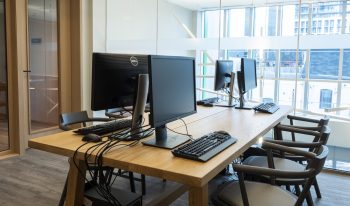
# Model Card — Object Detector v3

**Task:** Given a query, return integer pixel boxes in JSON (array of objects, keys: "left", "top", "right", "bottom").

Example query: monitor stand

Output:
[
  {"left": 129, "top": 74, "right": 154, "bottom": 139},
  {"left": 214, "top": 71, "right": 236, "bottom": 107},
  {"left": 142, "top": 125, "right": 190, "bottom": 149},
  {"left": 235, "top": 93, "right": 254, "bottom": 110}
]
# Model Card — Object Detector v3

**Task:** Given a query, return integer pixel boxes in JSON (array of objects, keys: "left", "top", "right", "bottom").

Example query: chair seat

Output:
[
  {"left": 218, "top": 181, "right": 297, "bottom": 206},
  {"left": 243, "top": 156, "right": 306, "bottom": 182}
]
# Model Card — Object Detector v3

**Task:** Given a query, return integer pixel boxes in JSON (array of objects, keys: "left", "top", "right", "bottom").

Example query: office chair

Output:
[
  {"left": 274, "top": 115, "right": 329, "bottom": 142},
  {"left": 242, "top": 126, "right": 330, "bottom": 206},
  {"left": 243, "top": 115, "right": 330, "bottom": 198},
  {"left": 212, "top": 142, "right": 328, "bottom": 206},
  {"left": 58, "top": 111, "right": 143, "bottom": 206}
]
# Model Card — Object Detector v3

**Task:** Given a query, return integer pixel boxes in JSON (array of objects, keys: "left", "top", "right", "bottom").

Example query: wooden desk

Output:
[{"left": 28, "top": 105, "right": 292, "bottom": 205}]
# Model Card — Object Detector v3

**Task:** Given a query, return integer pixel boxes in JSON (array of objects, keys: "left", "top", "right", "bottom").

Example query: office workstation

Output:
[
  {"left": 28, "top": 52, "right": 312, "bottom": 206},
  {"left": 1, "top": 0, "right": 350, "bottom": 206}
]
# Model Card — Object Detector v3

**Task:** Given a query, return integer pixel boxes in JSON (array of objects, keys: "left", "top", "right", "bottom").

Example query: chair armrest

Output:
[
  {"left": 233, "top": 164, "right": 315, "bottom": 179},
  {"left": 287, "top": 115, "right": 320, "bottom": 123},
  {"left": 262, "top": 141, "right": 316, "bottom": 159},
  {"left": 275, "top": 124, "right": 320, "bottom": 136},
  {"left": 264, "top": 139, "right": 322, "bottom": 149},
  {"left": 281, "top": 125, "right": 320, "bottom": 131}
]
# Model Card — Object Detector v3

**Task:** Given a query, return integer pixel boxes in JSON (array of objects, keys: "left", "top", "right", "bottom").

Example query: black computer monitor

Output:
[
  {"left": 236, "top": 58, "right": 257, "bottom": 109},
  {"left": 214, "top": 60, "right": 234, "bottom": 91},
  {"left": 143, "top": 55, "right": 196, "bottom": 149},
  {"left": 91, "top": 53, "right": 149, "bottom": 111},
  {"left": 213, "top": 60, "right": 236, "bottom": 107}
]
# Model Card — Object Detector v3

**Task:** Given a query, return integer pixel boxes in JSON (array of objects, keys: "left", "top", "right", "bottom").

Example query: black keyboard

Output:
[
  {"left": 74, "top": 119, "right": 132, "bottom": 135},
  {"left": 172, "top": 131, "right": 237, "bottom": 162},
  {"left": 253, "top": 102, "right": 279, "bottom": 114},
  {"left": 197, "top": 97, "right": 219, "bottom": 105}
]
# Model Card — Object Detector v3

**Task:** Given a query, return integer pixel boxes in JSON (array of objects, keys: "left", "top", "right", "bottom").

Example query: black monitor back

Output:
[
  {"left": 214, "top": 60, "right": 234, "bottom": 91},
  {"left": 238, "top": 58, "right": 257, "bottom": 94},
  {"left": 91, "top": 53, "right": 149, "bottom": 111}
]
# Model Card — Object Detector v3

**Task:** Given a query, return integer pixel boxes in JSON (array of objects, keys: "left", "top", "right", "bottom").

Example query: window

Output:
[
  {"left": 330, "top": 20, "right": 334, "bottom": 33},
  {"left": 252, "top": 49, "right": 277, "bottom": 79},
  {"left": 343, "top": 49, "right": 350, "bottom": 80},
  {"left": 228, "top": 8, "right": 249, "bottom": 37},
  {"left": 309, "top": 49, "right": 339, "bottom": 80},
  {"left": 254, "top": 6, "right": 279, "bottom": 36},
  {"left": 280, "top": 50, "right": 306, "bottom": 79}
]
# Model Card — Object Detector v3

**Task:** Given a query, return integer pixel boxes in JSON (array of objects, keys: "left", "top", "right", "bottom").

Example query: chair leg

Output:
[
  {"left": 313, "top": 178, "right": 322, "bottom": 198},
  {"left": 295, "top": 184, "right": 301, "bottom": 196},
  {"left": 286, "top": 185, "right": 291, "bottom": 192},
  {"left": 141, "top": 174, "right": 146, "bottom": 195},
  {"left": 306, "top": 191, "right": 314, "bottom": 206},
  {"left": 129, "top": 172, "right": 136, "bottom": 193},
  {"left": 58, "top": 177, "right": 68, "bottom": 206}
]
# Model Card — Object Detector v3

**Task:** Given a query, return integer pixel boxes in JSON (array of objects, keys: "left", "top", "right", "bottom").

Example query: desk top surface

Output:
[{"left": 29, "top": 105, "right": 292, "bottom": 187}]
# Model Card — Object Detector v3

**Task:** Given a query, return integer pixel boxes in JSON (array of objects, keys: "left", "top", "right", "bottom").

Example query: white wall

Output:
[{"left": 93, "top": 0, "right": 197, "bottom": 55}]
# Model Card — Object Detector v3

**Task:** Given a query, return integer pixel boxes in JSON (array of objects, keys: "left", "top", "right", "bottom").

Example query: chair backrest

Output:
[
  {"left": 288, "top": 115, "right": 329, "bottom": 141},
  {"left": 59, "top": 111, "right": 91, "bottom": 131},
  {"left": 105, "top": 108, "right": 127, "bottom": 119},
  {"left": 313, "top": 125, "right": 331, "bottom": 145}
]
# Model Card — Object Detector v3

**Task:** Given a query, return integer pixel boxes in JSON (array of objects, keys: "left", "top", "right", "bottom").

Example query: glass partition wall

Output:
[
  {"left": 28, "top": 0, "right": 59, "bottom": 133},
  {"left": 94, "top": 0, "right": 350, "bottom": 172},
  {"left": 0, "top": 0, "right": 9, "bottom": 152}
]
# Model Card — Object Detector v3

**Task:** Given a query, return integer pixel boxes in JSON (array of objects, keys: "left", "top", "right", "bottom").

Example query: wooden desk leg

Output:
[
  {"left": 65, "top": 158, "right": 86, "bottom": 206},
  {"left": 189, "top": 184, "right": 208, "bottom": 206}
]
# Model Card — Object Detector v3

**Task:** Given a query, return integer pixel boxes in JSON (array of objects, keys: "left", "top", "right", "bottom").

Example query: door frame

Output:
[{"left": 1, "top": 0, "right": 82, "bottom": 156}]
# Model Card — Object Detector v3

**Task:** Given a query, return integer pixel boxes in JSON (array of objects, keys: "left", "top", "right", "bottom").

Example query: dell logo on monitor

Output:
[{"left": 130, "top": 56, "right": 139, "bottom": 67}]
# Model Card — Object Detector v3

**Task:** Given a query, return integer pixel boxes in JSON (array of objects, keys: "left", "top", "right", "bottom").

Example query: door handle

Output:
[{"left": 23, "top": 70, "right": 32, "bottom": 73}]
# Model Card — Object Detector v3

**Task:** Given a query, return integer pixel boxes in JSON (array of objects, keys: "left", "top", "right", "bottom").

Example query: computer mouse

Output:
[
  {"left": 82, "top": 133, "right": 102, "bottom": 142},
  {"left": 216, "top": 130, "right": 230, "bottom": 136},
  {"left": 203, "top": 102, "right": 214, "bottom": 107}
]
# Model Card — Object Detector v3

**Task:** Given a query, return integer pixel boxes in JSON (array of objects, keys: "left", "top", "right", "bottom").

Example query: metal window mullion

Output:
[
  {"left": 337, "top": 48, "right": 344, "bottom": 115},
  {"left": 303, "top": 49, "right": 311, "bottom": 111},
  {"left": 275, "top": 49, "right": 281, "bottom": 103},
  {"left": 308, "top": 2, "right": 312, "bottom": 35},
  {"left": 341, "top": 0, "right": 347, "bottom": 34}
]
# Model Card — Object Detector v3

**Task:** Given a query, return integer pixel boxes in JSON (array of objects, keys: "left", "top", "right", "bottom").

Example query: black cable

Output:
[
  {"left": 166, "top": 118, "right": 194, "bottom": 141},
  {"left": 79, "top": 114, "right": 153, "bottom": 205}
]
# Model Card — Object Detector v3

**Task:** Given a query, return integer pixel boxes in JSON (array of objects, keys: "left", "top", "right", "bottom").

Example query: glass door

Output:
[
  {"left": 28, "top": 0, "right": 59, "bottom": 133},
  {"left": 0, "top": 0, "right": 9, "bottom": 151}
]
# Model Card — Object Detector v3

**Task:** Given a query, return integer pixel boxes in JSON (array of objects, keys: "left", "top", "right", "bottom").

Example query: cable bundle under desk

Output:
[{"left": 72, "top": 125, "right": 154, "bottom": 205}]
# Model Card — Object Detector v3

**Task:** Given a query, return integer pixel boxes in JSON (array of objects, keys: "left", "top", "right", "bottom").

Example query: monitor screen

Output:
[
  {"left": 91, "top": 53, "right": 149, "bottom": 111},
  {"left": 214, "top": 60, "right": 234, "bottom": 91},
  {"left": 239, "top": 58, "right": 257, "bottom": 94},
  {"left": 143, "top": 55, "right": 196, "bottom": 149}
]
